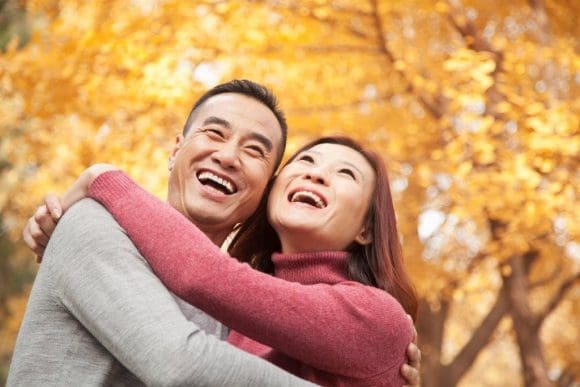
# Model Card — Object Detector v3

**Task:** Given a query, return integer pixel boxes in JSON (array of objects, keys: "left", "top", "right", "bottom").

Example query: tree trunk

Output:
[
  {"left": 417, "top": 297, "right": 449, "bottom": 387},
  {"left": 503, "top": 254, "right": 552, "bottom": 387}
]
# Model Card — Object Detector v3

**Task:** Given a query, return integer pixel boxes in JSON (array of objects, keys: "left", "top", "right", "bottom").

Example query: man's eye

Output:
[
  {"left": 246, "top": 145, "right": 265, "bottom": 157},
  {"left": 203, "top": 128, "right": 224, "bottom": 137},
  {"left": 339, "top": 168, "right": 356, "bottom": 180}
]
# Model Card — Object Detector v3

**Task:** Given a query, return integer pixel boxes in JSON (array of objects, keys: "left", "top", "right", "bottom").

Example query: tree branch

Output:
[
  {"left": 246, "top": 0, "right": 374, "bottom": 41},
  {"left": 441, "top": 251, "right": 487, "bottom": 295},
  {"left": 286, "top": 93, "right": 394, "bottom": 115},
  {"left": 538, "top": 272, "right": 580, "bottom": 326},
  {"left": 446, "top": 0, "right": 500, "bottom": 55},
  {"left": 445, "top": 0, "right": 506, "bottom": 119},
  {"left": 444, "top": 284, "right": 509, "bottom": 385},
  {"left": 527, "top": 0, "right": 552, "bottom": 45},
  {"left": 555, "top": 366, "right": 577, "bottom": 387},
  {"left": 522, "top": 250, "right": 540, "bottom": 278},
  {"left": 370, "top": 0, "right": 445, "bottom": 120},
  {"left": 271, "top": 44, "right": 381, "bottom": 53},
  {"left": 529, "top": 262, "right": 562, "bottom": 289}
]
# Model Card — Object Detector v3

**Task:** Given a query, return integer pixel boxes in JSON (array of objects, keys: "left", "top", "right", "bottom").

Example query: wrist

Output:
[{"left": 86, "top": 164, "right": 119, "bottom": 186}]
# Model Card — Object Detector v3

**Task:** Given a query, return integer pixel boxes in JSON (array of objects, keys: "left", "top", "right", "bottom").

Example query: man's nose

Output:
[{"left": 211, "top": 141, "right": 241, "bottom": 169}]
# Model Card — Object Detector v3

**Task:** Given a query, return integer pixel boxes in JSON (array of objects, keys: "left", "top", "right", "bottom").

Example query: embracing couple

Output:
[{"left": 9, "top": 80, "right": 421, "bottom": 386}]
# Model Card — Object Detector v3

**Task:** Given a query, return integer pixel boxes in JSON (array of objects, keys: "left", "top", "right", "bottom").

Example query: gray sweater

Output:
[{"left": 7, "top": 199, "right": 314, "bottom": 386}]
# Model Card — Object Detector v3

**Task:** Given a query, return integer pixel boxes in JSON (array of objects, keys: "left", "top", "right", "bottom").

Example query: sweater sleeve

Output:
[{"left": 88, "top": 171, "right": 413, "bottom": 379}]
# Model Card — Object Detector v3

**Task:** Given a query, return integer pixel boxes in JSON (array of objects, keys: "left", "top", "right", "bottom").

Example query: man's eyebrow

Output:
[
  {"left": 202, "top": 116, "right": 231, "bottom": 129},
  {"left": 203, "top": 116, "right": 273, "bottom": 153}
]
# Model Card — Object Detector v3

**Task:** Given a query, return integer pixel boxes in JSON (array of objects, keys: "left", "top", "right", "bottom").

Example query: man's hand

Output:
[
  {"left": 401, "top": 315, "right": 421, "bottom": 386},
  {"left": 22, "top": 164, "right": 119, "bottom": 263},
  {"left": 22, "top": 194, "right": 62, "bottom": 262}
]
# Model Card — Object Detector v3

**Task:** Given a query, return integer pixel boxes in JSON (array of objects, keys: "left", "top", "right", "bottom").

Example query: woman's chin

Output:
[
  {"left": 278, "top": 220, "right": 318, "bottom": 234},
  {"left": 272, "top": 213, "right": 320, "bottom": 231}
]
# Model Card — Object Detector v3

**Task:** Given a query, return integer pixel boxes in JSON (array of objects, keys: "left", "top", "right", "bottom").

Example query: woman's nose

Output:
[{"left": 303, "top": 169, "right": 328, "bottom": 185}]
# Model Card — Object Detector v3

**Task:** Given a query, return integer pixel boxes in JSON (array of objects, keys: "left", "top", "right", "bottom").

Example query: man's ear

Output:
[
  {"left": 168, "top": 134, "right": 184, "bottom": 171},
  {"left": 354, "top": 223, "right": 373, "bottom": 245}
]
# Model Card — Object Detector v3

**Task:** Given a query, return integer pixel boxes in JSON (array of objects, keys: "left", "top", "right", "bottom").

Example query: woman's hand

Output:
[
  {"left": 401, "top": 314, "right": 421, "bottom": 386},
  {"left": 59, "top": 164, "right": 119, "bottom": 212},
  {"left": 22, "top": 195, "right": 61, "bottom": 262},
  {"left": 22, "top": 164, "right": 119, "bottom": 262}
]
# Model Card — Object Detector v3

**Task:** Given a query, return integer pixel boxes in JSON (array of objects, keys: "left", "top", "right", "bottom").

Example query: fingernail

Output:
[{"left": 54, "top": 208, "right": 62, "bottom": 219}]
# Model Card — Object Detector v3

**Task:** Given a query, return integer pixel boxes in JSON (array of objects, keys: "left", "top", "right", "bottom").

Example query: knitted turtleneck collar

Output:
[{"left": 271, "top": 251, "right": 350, "bottom": 285}]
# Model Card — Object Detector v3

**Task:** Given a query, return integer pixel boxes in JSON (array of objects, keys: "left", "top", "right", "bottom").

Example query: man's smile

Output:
[{"left": 196, "top": 169, "right": 238, "bottom": 195}]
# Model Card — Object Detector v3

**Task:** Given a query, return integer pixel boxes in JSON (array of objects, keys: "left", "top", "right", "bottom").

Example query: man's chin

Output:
[{"left": 186, "top": 207, "right": 234, "bottom": 229}]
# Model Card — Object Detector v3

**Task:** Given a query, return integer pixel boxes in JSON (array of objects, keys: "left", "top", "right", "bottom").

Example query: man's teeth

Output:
[
  {"left": 198, "top": 171, "right": 235, "bottom": 194},
  {"left": 290, "top": 191, "right": 326, "bottom": 209}
]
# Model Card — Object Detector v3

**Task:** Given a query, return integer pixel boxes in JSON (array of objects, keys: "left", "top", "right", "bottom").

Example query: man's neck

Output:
[
  {"left": 198, "top": 226, "right": 229, "bottom": 247},
  {"left": 164, "top": 197, "right": 229, "bottom": 247}
]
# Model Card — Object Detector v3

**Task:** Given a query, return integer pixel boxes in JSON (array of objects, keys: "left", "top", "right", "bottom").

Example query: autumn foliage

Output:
[{"left": 0, "top": 0, "right": 578, "bottom": 385}]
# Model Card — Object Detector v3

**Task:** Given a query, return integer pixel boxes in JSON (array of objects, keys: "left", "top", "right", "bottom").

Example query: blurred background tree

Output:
[{"left": 0, "top": 0, "right": 578, "bottom": 385}]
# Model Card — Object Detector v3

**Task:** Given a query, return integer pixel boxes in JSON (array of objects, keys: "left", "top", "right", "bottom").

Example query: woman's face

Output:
[{"left": 267, "top": 143, "right": 376, "bottom": 253}]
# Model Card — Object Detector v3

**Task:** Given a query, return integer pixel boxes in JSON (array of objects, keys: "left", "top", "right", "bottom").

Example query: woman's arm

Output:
[{"left": 89, "top": 171, "right": 413, "bottom": 379}]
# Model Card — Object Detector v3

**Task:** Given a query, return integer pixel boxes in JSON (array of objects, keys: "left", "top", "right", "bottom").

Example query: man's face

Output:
[{"left": 167, "top": 93, "right": 282, "bottom": 243}]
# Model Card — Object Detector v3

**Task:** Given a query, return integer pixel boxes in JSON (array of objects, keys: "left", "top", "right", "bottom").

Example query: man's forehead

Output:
[
  {"left": 196, "top": 93, "right": 271, "bottom": 118},
  {"left": 192, "top": 93, "right": 282, "bottom": 142}
]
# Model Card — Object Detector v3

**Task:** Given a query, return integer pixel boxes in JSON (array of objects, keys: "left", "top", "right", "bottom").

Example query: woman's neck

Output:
[
  {"left": 279, "top": 235, "right": 343, "bottom": 254},
  {"left": 272, "top": 250, "right": 350, "bottom": 285}
]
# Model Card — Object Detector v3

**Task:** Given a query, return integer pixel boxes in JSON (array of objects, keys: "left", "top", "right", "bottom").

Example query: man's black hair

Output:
[{"left": 183, "top": 79, "right": 287, "bottom": 170}]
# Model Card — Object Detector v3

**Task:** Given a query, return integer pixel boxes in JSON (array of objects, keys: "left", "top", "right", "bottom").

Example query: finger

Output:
[
  {"left": 28, "top": 217, "right": 49, "bottom": 247},
  {"left": 22, "top": 222, "right": 35, "bottom": 249},
  {"left": 407, "top": 343, "right": 421, "bottom": 367},
  {"left": 37, "top": 211, "right": 57, "bottom": 237},
  {"left": 33, "top": 205, "right": 57, "bottom": 237},
  {"left": 407, "top": 314, "right": 418, "bottom": 343},
  {"left": 44, "top": 194, "right": 63, "bottom": 220},
  {"left": 33, "top": 205, "right": 49, "bottom": 222},
  {"left": 22, "top": 225, "right": 46, "bottom": 258},
  {"left": 401, "top": 364, "right": 420, "bottom": 386}
]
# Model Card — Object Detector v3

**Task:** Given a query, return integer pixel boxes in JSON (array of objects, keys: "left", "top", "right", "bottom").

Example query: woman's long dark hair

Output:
[{"left": 228, "top": 136, "right": 418, "bottom": 320}]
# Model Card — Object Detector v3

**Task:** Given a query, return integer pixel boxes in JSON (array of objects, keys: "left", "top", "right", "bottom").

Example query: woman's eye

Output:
[
  {"left": 298, "top": 155, "right": 314, "bottom": 163},
  {"left": 339, "top": 168, "right": 356, "bottom": 180}
]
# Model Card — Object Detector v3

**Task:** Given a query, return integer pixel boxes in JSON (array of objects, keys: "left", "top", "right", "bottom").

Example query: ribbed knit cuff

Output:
[{"left": 88, "top": 170, "right": 135, "bottom": 202}]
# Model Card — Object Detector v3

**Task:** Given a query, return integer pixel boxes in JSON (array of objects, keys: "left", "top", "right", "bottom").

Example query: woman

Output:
[{"left": 34, "top": 136, "right": 417, "bottom": 386}]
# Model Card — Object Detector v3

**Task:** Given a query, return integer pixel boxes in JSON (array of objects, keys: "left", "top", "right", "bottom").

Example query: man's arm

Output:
[{"left": 45, "top": 198, "right": 313, "bottom": 386}]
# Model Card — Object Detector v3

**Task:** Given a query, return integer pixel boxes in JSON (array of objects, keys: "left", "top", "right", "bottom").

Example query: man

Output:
[{"left": 11, "top": 80, "right": 420, "bottom": 385}]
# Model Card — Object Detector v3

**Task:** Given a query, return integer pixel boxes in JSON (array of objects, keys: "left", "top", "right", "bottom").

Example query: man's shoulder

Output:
[
  {"left": 43, "top": 198, "right": 145, "bottom": 279},
  {"left": 56, "top": 198, "right": 122, "bottom": 235},
  {"left": 47, "top": 198, "right": 129, "bottom": 255},
  {"left": 64, "top": 198, "right": 115, "bottom": 221}
]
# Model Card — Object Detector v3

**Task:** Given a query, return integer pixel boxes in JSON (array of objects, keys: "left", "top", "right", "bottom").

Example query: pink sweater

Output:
[{"left": 89, "top": 171, "right": 413, "bottom": 386}]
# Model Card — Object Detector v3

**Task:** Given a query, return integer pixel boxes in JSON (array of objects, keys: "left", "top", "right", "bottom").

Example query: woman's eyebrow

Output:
[{"left": 302, "top": 150, "right": 365, "bottom": 180}]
